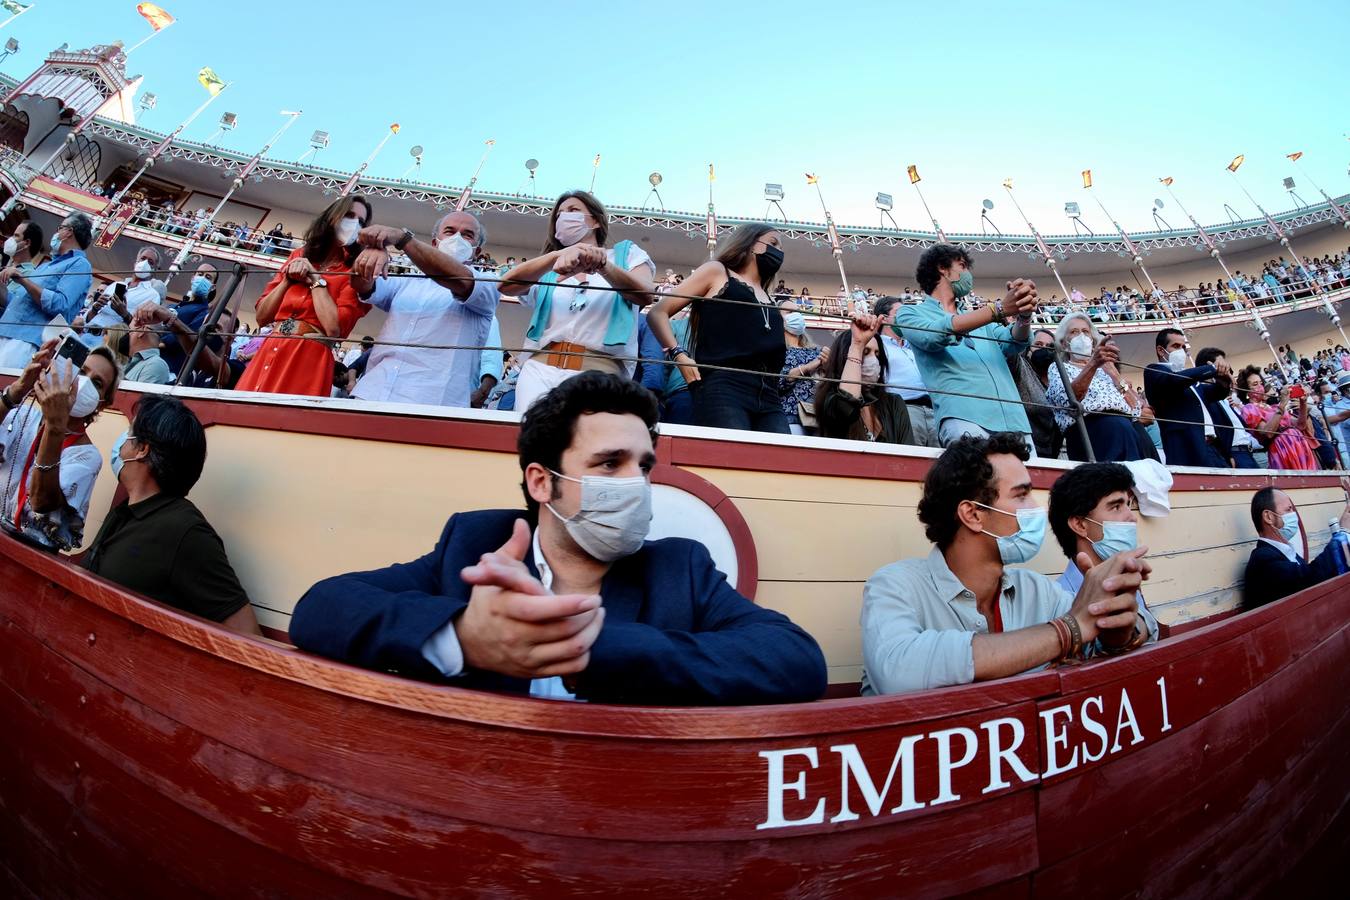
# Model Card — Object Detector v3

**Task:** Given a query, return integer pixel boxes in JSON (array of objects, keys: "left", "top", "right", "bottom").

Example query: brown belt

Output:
[
  {"left": 276, "top": 317, "right": 320, "bottom": 337},
  {"left": 537, "top": 341, "right": 623, "bottom": 375}
]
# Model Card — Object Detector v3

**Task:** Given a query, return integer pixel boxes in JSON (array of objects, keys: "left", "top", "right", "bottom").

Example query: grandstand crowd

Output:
[{"left": 1, "top": 198, "right": 1349, "bottom": 704}]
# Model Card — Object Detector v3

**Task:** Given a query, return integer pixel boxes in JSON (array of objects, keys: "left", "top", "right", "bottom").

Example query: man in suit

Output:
[
  {"left": 1194, "top": 347, "right": 1263, "bottom": 469},
  {"left": 290, "top": 371, "right": 827, "bottom": 706},
  {"left": 1143, "top": 327, "right": 1230, "bottom": 468},
  {"left": 1243, "top": 481, "right": 1350, "bottom": 609}
]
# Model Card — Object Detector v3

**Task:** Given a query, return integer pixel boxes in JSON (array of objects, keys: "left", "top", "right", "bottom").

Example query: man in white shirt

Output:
[
  {"left": 1195, "top": 347, "right": 1261, "bottom": 469},
  {"left": 349, "top": 212, "right": 499, "bottom": 408},
  {"left": 872, "top": 295, "right": 938, "bottom": 447},
  {"left": 75, "top": 246, "right": 168, "bottom": 348}
]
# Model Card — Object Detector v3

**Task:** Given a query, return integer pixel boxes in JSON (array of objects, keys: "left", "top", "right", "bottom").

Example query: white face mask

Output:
[
  {"left": 437, "top": 233, "right": 475, "bottom": 264},
  {"left": 783, "top": 312, "right": 806, "bottom": 336},
  {"left": 1068, "top": 334, "right": 1093, "bottom": 357},
  {"left": 134, "top": 258, "right": 153, "bottom": 279},
  {"left": 335, "top": 217, "right": 361, "bottom": 245},
  {"left": 2, "top": 236, "right": 17, "bottom": 257},
  {"left": 554, "top": 211, "right": 593, "bottom": 247},
  {"left": 1167, "top": 348, "right": 1188, "bottom": 371},
  {"left": 545, "top": 470, "right": 652, "bottom": 562},
  {"left": 860, "top": 354, "right": 882, "bottom": 383},
  {"left": 70, "top": 372, "right": 101, "bottom": 419}
]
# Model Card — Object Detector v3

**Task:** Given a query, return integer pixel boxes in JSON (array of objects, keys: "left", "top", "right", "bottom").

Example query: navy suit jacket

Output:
[
  {"left": 290, "top": 509, "right": 828, "bottom": 705},
  {"left": 1143, "top": 362, "right": 1227, "bottom": 468},
  {"left": 1243, "top": 539, "right": 1343, "bottom": 610}
]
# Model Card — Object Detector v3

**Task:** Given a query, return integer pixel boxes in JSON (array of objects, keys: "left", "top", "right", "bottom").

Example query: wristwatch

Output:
[
  {"left": 309, "top": 276, "right": 328, "bottom": 290},
  {"left": 393, "top": 228, "right": 415, "bottom": 251}
]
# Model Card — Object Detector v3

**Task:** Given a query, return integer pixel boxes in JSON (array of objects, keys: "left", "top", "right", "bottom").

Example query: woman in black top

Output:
[
  {"left": 647, "top": 224, "right": 790, "bottom": 433},
  {"left": 815, "top": 312, "right": 914, "bottom": 444}
]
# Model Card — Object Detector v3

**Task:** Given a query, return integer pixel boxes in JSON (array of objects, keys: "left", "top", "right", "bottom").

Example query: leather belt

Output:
[
  {"left": 905, "top": 395, "right": 932, "bottom": 408},
  {"left": 539, "top": 341, "right": 589, "bottom": 371},
  {"left": 276, "top": 317, "right": 320, "bottom": 337}
]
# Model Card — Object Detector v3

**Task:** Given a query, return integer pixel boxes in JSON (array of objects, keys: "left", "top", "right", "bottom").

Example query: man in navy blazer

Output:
[
  {"left": 1143, "top": 327, "right": 1230, "bottom": 468},
  {"left": 1243, "top": 483, "right": 1350, "bottom": 609},
  {"left": 291, "top": 372, "right": 827, "bottom": 706}
]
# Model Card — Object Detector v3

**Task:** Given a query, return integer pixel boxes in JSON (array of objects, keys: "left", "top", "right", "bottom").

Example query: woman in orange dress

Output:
[{"left": 236, "top": 195, "right": 373, "bottom": 396}]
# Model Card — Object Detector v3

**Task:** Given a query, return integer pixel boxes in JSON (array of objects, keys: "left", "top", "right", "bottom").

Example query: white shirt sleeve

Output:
[
  {"left": 620, "top": 242, "right": 656, "bottom": 277},
  {"left": 420, "top": 621, "right": 466, "bottom": 677},
  {"left": 364, "top": 276, "right": 400, "bottom": 312}
]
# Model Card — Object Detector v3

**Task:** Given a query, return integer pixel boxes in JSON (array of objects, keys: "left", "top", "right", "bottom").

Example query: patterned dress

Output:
[
  {"left": 778, "top": 345, "right": 823, "bottom": 418},
  {"left": 1240, "top": 402, "right": 1319, "bottom": 470}
]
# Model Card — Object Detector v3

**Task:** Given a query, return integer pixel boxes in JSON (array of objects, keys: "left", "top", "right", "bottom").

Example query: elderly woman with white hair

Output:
[{"left": 1044, "top": 313, "right": 1153, "bottom": 462}]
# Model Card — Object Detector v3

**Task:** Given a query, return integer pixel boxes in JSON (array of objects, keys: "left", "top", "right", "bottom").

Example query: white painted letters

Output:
[
  {"left": 1080, "top": 695, "right": 1109, "bottom": 763},
  {"left": 929, "top": 726, "right": 979, "bottom": 806},
  {"left": 1110, "top": 688, "right": 1144, "bottom": 753},
  {"left": 1040, "top": 703, "right": 1079, "bottom": 777},
  {"left": 1157, "top": 676, "right": 1172, "bottom": 733},
  {"left": 757, "top": 748, "right": 825, "bottom": 830},
  {"left": 829, "top": 736, "right": 925, "bottom": 823},
  {"left": 980, "top": 717, "right": 1037, "bottom": 794}
]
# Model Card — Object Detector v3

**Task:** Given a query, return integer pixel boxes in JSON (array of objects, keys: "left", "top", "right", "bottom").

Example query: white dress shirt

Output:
[
  {"left": 84, "top": 277, "right": 166, "bottom": 331},
  {"left": 353, "top": 275, "right": 500, "bottom": 408},
  {"left": 1258, "top": 537, "right": 1299, "bottom": 563},
  {"left": 880, "top": 334, "right": 929, "bottom": 400}
]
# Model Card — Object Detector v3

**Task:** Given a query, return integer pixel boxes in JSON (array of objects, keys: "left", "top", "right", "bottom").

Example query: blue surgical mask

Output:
[
  {"left": 952, "top": 270, "right": 974, "bottom": 298},
  {"left": 1278, "top": 511, "right": 1300, "bottom": 543},
  {"left": 191, "top": 275, "right": 212, "bottom": 298},
  {"left": 50, "top": 233, "right": 62, "bottom": 253},
  {"left": 974, "top": 502, "right": 1047, "bottom": 564},
  {"left": 1088, "top": 518, "right": 1137, "bottom": 560},
  {"left": 110, "top": 430, "right": 130, "bottom": 480}
]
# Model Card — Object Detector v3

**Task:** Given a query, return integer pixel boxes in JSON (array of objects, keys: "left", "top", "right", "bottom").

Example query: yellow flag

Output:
[
  {"left": 390, "top": 123, "right": 400, "bottom": 134},
  {"left": 1227, "top": 154, "right": 1245, "bottom": 173},
  {"left": 136, "top": 2, "right": 175, "bottom": 31},
  {"left": 907, "top": 164, "right": 920, "bottom": 184},
  {"left": 1082, "top": 169, "right": 1093, "bottom": 189},
  {"left": 708, "top": 163, "right": 715, "bottom": 182},
  {"left": 805, "top": 173, "right": 818, "bottom": 185},
  {"left": 1287, "top": 151, "right": 1303, "bottom": 162},
  {"left": 593, "top": 154, "right": 601, "bottom": 166},
  {"left": 1002, "top": 178, "right": 1014, "bottom": 190},
  {"left": 1160, "top": 176, "right": 1174, "bottom": 186},
  {"left": 485, "top": 139, "right": 495, "bottom": 147},
  {"left": 197, "top": 66, "right": 225, "bottom": 96}
]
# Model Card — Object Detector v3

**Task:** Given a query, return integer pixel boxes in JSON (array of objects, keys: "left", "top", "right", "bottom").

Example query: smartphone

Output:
[
  {"left": 1290, "top": 383, "right": 1306, "bottom": 400},
  {"left": 114, "top": 282, "right": 127, "bottom": 300},
  {"left": 53, "top": 333, "right": 89, "bottom": 370}
]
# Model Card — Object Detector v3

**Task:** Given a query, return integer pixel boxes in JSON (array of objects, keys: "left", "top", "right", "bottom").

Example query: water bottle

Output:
[{"left": 1328, "top": 519, "right": 1350, "bottom": 575}]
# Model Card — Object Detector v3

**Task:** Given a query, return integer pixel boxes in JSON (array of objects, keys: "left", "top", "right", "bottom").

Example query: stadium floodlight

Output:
[
  {"left": 642, "top": 172, "right": 665, "bottom": 212},
  {"left": 138, "top": 92, "right": 157, "bottom": 113},
  {"left": 875, "top": 192, "right": 893, "bottom": 211},
  {"left": 219, "top": 112, "right": 238, "bottom": 131},
  {"left": 764, "top": 183, "right": 784, "bottom": 201},
  {"left": 1, "top": 38, "right": 19, "bottom": 63},
  {"left": 297, "top": 130, "right": 330, "bottom": 164},
  {"left": 1065, "top": 201, "right": 1093, "bottom": 236}
]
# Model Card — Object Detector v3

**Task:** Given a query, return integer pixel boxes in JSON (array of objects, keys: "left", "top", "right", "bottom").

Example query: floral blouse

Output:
[{"left": 1045, "top": 361, "right": 1137, "bottom": 433}]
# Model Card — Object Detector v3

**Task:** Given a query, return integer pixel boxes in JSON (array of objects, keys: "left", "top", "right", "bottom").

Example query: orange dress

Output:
[{"left": 235, "top": 248, "right": 369, "bottom": 396}]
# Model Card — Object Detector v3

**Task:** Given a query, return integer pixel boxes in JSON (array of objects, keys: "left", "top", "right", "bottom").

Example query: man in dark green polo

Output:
[{"left": 82, "top": 394, "right": 259, "bottom": 634}]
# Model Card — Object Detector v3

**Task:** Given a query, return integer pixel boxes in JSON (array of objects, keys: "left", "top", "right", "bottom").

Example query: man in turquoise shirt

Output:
[
  {"left": 893, "top": 244, "right": 1039, "bottom": 451},
  {"left": 0, "top": 213, "right": 94, "bottom": 368}
]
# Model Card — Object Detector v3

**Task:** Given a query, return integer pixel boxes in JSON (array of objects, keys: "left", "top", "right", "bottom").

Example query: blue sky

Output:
[{"left": 4, "top": 0, "right": 1348, "bottom": 234}]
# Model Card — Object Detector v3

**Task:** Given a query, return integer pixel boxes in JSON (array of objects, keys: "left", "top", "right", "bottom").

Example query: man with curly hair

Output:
[{"left": 861, "top": 434, "right": 1153, "bottom": 695}]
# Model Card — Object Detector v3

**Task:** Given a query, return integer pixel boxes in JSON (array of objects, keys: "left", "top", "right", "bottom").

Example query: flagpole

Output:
[
  {"left": 167, "top": 110, "right": 302, "bottom": 274},
  {"left": 339, "top": 123, "right": 399, "bottom": 197},
  {"left": 0, "top": 4, "right": 32, "bottom": 33},
  {"left": 124, "top": 21, "right": 174, "bottom": 55},
  {"left": 1082, "top": 171, "right": 1171, "bottom": 322},
  {"left": 1161, "top": 177, "right": 1283, "bottom": 368},
  {"left": 589, "top": 154, "right": 600, "bottom": 193},
  {"left": 705, "top": 163, "right": 716, "bottom": 260},
  {"left": 1227, "top": 157, "right": 1348, "bottom": 347},
  {"left": 1289, "top": 153, "right": 1350, "bottom": 229},
  {"left": 453, "top": 138, "right": 496, "bottom": 212},
  {"left": 1002, "top": 179, "right": 1074, "bottom": 304},
  {"left": 109, "top": 83, "right": 231, "bottom": 208},
  {"left": 805, "top": 174, "right": 854, "bottom": 313},
  {"left": 906, "top": 165, "right": 947, "bottom": 243}
]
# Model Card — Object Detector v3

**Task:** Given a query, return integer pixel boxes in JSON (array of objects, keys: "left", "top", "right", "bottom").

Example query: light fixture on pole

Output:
[
  {"left": 764, "top": 182, "right": 786, "bottom": 222},
  {"left": 520, "top": 158, "right": 539, "bottom": 196},
  {"left": 401, "top": 145, "right": 424, "bottom": 180},
  {"left": 979, "top": 198, "right": 1001, "bottom": 235},
  {"left": 1221, "top": 203, "right": 1241, "bottom": 224},
  {"left": 297, "top": 129, "right": 329, "bottom": 165},
  {"left": 1065, "top": 201, "right": 1093, "bottom": 236},
  {"left": 1287, "top": 150, "right": 1350, "bottom": 228},
  {"left": 1151, "top": 198, "right": 1171, "bottom": 230},
  {"left": 205, "top": 112, "right": 238, "bottom": 146},
  {"left": 641, "top": 172, "right": 665, "bottom": 212},
  {"left": 1283, "top": 176, "right": 1307, "bottom": 208},
  {"left": 1083, "top": 169, "right": 1167, "bottom": 320},
  {"left": 875, "top": 192, "right": 898, "bottom": 229},
  {"left": 0, "top": 37, "right": 19, "bottom": 64},
  {"left": 137, "top": 91, "right": 156, "bottom": 118}
]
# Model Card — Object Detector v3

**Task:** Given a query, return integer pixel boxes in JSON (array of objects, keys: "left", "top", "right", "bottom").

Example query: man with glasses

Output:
[{"left": 0, "top": 214, "right": 94, "bottom": 368}]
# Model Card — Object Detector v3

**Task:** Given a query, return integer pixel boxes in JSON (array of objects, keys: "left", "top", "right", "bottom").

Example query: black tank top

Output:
[{"left": 692, "top": 270, "right": 787, "bottom": 373}]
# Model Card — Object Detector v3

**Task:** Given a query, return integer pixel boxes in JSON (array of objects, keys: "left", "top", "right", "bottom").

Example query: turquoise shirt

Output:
[{"left": 893, "top": 296, "right": 1031, "bottom": 435}]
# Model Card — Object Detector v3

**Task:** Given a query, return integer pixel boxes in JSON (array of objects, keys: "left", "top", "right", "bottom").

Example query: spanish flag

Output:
[
  {"left": 390, "top": 123, "right": 400, "bottom": 134},
  {"left": 1227, "top": 154, "right": 1245, "bottom": 173},
  {"left": 136, "top": 3, "right": 174, "bottom": 31},
  {"left": 1002, "top": 178, "right": 1014, "bottom": 190},
  {"left": 708, "top": 163, "right": 715, "bottom": 182},
  {"left": 1287, "top": 151, "right": 1303, "bottom": 163},
  {"left": 907, "top": 164, "right": 920, "bottom": 184},
  {"left": 197, "top": 67, "right": 225, "bottom": 96},
  {"left": 805, "top": 173, "right": 818, "bottom": 185},
  {"left": 1160, "top": 177, "right": 1174, "bottom": 186},
  {"left": 1082, "top": 169, "right": 1093, "bottom": 189}
]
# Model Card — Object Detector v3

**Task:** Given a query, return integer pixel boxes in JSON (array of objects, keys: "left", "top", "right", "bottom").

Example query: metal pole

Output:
[
  {"left": 176, "top": 262, "right": 244, "bottom": 386},
  {"left": 1052, "top": 349, "right": 1096, "bottom": 463}
]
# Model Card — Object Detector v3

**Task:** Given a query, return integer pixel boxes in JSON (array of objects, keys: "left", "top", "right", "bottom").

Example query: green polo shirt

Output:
[{"left": 82, "top": 494, "right": 250, "bottom": 623}]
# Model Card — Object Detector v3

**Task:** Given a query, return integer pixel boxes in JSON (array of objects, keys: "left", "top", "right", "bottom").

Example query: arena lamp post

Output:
[
  {"left": 168, "top": 110, "right": 303, "bottom": 275},
  {"left": 804, "top": 173, "right": 856, "bottom": 313},
  {"left": 1286, "top": 151, "right": 1350, "bottom": 229},
  {"left": 1228, "top": 154, "right": 1349, "bottom": 347}
]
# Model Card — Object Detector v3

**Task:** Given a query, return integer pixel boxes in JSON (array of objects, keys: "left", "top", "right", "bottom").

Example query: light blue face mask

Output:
[
  {"left": 190, "top": 275, "right": 212, "bottom": 298},
  {"left": 975, "top": 502, "right": 1047, "bottom": 564},
  {"left": 110, "top": 430, "right": 130, "bottom": 480},
  {"left": 1087, "top": 518, "right": 1137, "bottom": 560},
  {"left": 50, "top": 232, "right": 62, "bottom": 253},
  {"left": 1278, "top": 511, "right": 1300, "bottom": 543}
]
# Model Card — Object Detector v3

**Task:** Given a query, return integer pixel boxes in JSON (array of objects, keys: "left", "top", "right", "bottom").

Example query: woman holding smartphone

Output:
[{"left": 1044, "top": 313, "right": 1148, "bottom": 462}]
